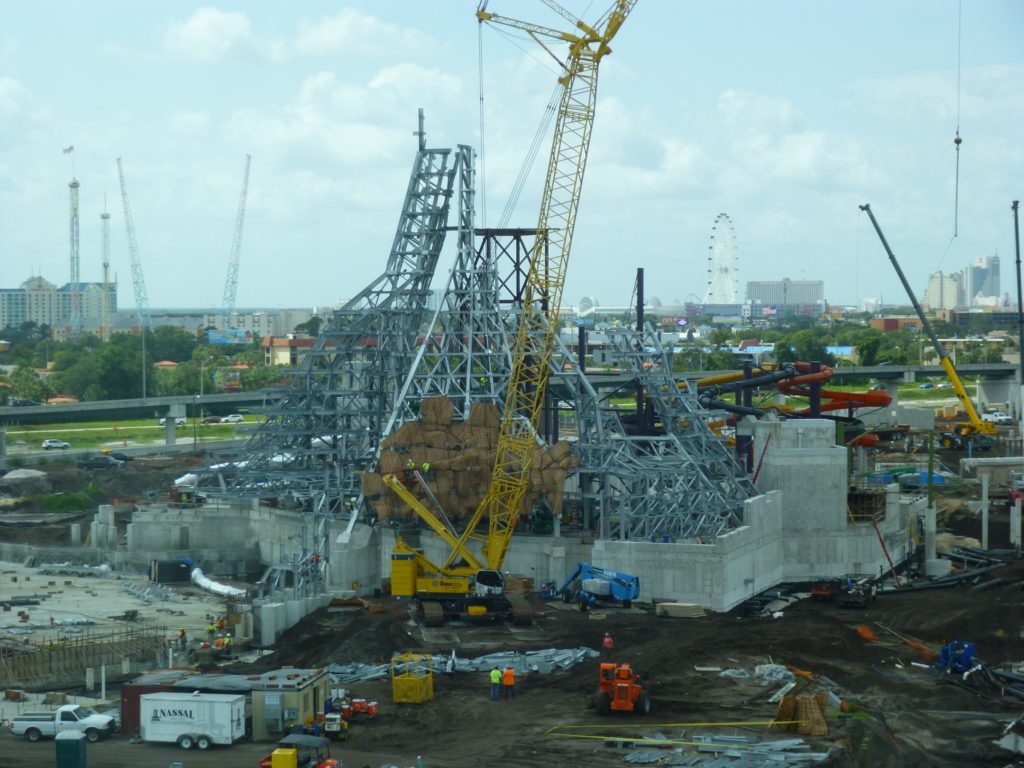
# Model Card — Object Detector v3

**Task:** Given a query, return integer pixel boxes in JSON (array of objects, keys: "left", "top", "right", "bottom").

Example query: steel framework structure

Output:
[
  {"left": 208, "top": 116, "right": 461, "bottom": 516},
  {"left": 556, "top": 328, "right": 754, "bottom": 541}
]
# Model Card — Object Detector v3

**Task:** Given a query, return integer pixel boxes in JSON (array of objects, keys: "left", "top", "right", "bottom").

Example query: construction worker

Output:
[
  {"left": 217, "top": 615, "right": 226, "bottom": 633},
  {"left": 421, "top": 461, "right": 431, "bottom": 479},
  {"left": 489, "top": 666, "right": 501, "bottom": 701},
  {"left": 602, "top": 632, "right": 614, "bottom": 659},
  {"left": 502, "top": 666, "right": 516, "bottom": 700},
  {"left": 404, "top": 458, "right": 416, "bottom": 482},
  {"left": 178, "top": 628, "right": 187, "bottom": 650},
  {"left": 224, "top": 633, "right": 233, "bottom": 651},
  {"left": 207, "top": 621, "right": 216, "bottom": 642}
]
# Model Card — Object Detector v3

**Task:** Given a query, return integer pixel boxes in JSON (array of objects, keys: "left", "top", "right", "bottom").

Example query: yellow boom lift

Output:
[
  {"left": 387, "top": 1, "right": 636, "bottom": 626},
  {"left": 860, "top": 203, "right": 996, "bottom": 448}
]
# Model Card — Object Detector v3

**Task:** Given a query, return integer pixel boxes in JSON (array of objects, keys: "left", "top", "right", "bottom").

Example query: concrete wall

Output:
[{"left": 591, "top": 491, "right": 783, "bottom": 612}]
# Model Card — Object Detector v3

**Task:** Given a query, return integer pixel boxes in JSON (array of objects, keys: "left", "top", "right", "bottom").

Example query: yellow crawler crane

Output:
[
  {"left": 860, "top": 203, "right": 997, "bottom": 448},
  {"left": 389, "top": 0, "right": 636, "bottom": 626}
]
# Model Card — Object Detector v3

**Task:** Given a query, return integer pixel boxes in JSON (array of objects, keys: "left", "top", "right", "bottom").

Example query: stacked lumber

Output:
[
  {"left": 655, "top": 602, "right": 705, "bottom": 618},
  {"left": 362, "top": 397, "right": 577, "bottom": 523}
]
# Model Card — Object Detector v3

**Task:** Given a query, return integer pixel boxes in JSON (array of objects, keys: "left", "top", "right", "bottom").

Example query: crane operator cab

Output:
[{"left": 473, "top": 569, "right": 505, "bottom": 597}]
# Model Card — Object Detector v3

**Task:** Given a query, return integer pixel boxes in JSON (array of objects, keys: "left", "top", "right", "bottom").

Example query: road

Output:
[{"left": 0, "top": 734, "right": 401, "bottom": 767}]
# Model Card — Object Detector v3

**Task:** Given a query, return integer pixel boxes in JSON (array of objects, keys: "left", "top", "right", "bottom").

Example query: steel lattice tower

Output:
[
  {"left": 68, "top": 178, "right": 81, "bottom": 335},
  {"left": 208, "top": 113, "right": 460, "bottom": 517}
]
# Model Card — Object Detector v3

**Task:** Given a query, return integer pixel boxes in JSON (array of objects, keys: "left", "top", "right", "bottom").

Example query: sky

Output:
[{"left": 1, "top": 1, "right": 1022, "bottom": 313}]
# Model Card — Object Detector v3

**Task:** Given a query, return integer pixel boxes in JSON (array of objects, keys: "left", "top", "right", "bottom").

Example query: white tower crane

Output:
[
  {"left": 221, "top": 154, "right": 252, "bottom": 326},
  {"left": 100, "top": 208, "right": 111, "bottom": 341},
  {"left": 115, "top": 158, "right": 153, "bottom": 331}
]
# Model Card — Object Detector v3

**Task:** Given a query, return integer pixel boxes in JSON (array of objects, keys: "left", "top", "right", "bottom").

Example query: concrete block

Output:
[
  {"left": 925, "top": 559, "right": 952, "bottom": 578},
  {"left": 285, "top": 599, "right": 303, "bottom": 628}
]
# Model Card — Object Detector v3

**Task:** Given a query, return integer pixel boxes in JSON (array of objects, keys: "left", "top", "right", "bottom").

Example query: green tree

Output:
[
  {"left": 294, "top": 316, "right": 322, "bottom": 337},
  {"left": 10, "top": 365, "right": 51, "bottom": 402},
  {"left": 855, "top": 336, "right": 881, "bottom": 366}
]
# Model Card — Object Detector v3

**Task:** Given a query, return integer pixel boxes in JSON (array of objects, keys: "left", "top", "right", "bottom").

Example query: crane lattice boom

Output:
[
  {"left": 116, "top": 158, "right": 153, "bottom": 331},
  {"left": 222, "top": 154, "right": 252, "bottom": 321},
  {"left": 462, "top": 0, "right": 636, "bottom": 571}
]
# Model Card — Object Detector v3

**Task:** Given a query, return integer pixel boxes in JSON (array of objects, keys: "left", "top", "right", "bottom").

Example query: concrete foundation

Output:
[{"left": 7, "top": 418, "right": 918, "bottom": 646}]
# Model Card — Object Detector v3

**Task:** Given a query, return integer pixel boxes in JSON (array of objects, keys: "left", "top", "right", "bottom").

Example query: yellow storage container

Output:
[{"left": 271, "top": 747, "right": 299, "bottom": 768}]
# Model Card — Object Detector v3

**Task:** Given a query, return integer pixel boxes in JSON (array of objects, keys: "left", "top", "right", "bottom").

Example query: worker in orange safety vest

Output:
[
  {"left": 602, "top": 632, "right": 614, "bottom": 658},
  {"left": 502, "top": 666, "right": 516, "bottom": 700}
]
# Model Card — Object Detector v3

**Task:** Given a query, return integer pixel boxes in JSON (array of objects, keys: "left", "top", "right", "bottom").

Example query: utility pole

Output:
[
  {"left": 141, "top": 329, "right": 147, "bottom": 398},
  {"left": 1012, "top": 200, "right": 1021, "bottom": 446}
]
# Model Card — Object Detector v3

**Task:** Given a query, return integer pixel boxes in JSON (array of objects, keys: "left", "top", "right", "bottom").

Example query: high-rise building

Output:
[
  {"left": 0, "top": 276, "right": 117, "bottom": 333},
  {"left": 745, "top": 278, "right": 824, "bottom": 306},
  {"left": 964, "top": 255, "right": 1000, "bottom": 304},
  {"left": 922, "top": 271, "right": 963, "bottom": 310}
]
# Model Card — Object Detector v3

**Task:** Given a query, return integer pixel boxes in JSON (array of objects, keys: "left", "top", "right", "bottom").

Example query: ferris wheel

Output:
[{"left": 704, "top": 213, "right": 739, "bottom": 304}]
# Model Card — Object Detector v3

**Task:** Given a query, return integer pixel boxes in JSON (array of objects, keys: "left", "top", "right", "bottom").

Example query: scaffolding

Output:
[{"left": 555, "top": 328, "right": 754, "bottom": 541}]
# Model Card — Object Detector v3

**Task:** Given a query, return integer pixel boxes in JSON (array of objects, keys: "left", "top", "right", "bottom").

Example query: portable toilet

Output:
[{"left": 55, "top": 729, "right": 87, "bottom": 768}]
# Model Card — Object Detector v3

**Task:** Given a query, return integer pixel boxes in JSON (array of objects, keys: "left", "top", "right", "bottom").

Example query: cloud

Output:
[
  {"left": 165, "top": 7, "right": 277, "bottom": 61},
  {"left": 167, "top": 110, "right": 211, "bottom": 136},
  {"left": 0, "top": 76, "right": 35, "bottom": 124},
  {"left": 294, "top": 8, "right": 435, "bottom": 57}
]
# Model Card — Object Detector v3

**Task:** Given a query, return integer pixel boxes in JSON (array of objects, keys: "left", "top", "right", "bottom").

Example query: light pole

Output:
[
  {"left": 192, "top": 394, "right": 198, "bottom": 452},
  {"left": 141, "top": 329, "right": 147, "bottom": 398}
]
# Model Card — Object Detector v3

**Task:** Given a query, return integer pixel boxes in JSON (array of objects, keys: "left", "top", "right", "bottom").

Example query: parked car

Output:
[
  {"left": 8, "top": 704, "right": 116, "bottom": 743},
  {"left": 158, "top": 417, "right": 187, "bottom": 427},
  {"left": 41, "top": 438, "right": 70, "bottom": 450},
  {"left": 981, "top": 411, "right": 1014, "bottom": 425},
  {"left": 221, "top": 414, "right": 244, "bottom": 423},
  {"left": 77, "top": 454, "right": 124, "bottom": 469},
  {"left": 918, "top": 382, "right": 934, "bottom": 389},
  {"left": 10, "top": 398, "right": 44, "bottom": 407},
  {"left": 200, "top": 415, "right": 222, "bottom": 424},
  {"left": 107, "top": 451, "right": 133, "bottom": 462}
]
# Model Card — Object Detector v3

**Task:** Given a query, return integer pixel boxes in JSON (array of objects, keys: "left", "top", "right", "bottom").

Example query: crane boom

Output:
[
  {"left": 116, "top": 158, "right": 153, "bottom": 331},
  {"left": 860, "top": 203, "right": 996, "bottom": 438},
  {"left": 222, "top": 154, "right": 252, "bottom": 322},
  {"left": 465, "top": 0, "right": 636, "bottom": 572}
]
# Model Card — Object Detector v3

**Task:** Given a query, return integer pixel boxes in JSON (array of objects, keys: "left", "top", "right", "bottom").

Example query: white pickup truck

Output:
[
  {"left": 981, "top": 410, "right": 1014, "bottom": 425},
  {"left": 8, "top": 704, "right": 116, "bottom": 743}
]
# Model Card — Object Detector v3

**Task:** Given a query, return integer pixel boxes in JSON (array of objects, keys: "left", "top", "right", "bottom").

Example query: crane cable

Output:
[
  {"left": 952, "top": 0, "right": 963, "bottom": 239},
  {"left": 937, "top": 0, "right": 964, "bottom": 273},
  {"left": 478, "top": 15, "right": 567, "bottom": 229},
  {"left": 477, "top": 16, "right": 488, "bottom": 228}
]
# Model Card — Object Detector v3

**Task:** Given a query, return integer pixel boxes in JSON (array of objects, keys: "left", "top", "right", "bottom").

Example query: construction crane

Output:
[
  {"left": 389, "top": 0, "right": 636, "bottom": 626},
  {"left": 221, "top": 154, "right": 252, "bottom": 324},
  {"left": 116, "top": 158, "right": 153, "bottom": 331},
  {"left": 860, "top": 203, "right": 997, "bottom": 447},
  {"left": 100, "top": 208, "right": 111, "bottom": 342}
]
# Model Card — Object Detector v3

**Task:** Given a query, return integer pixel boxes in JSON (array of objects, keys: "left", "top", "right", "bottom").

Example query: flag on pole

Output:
[{"left": 62, "top": 145, "right": 74, "bottom": 154}]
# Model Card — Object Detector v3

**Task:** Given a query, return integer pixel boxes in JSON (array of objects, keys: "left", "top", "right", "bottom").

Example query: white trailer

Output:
[{"left": 139, "top": 692, "right": 246, "bottom": 750}]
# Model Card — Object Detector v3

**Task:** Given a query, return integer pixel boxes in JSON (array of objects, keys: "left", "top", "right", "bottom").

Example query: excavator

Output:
[
  {"left": 860, "top": 204, "right": 996, "bottom": 450},
  {"left": 386, "top": 1, "right": 637, "bottom": 626}
]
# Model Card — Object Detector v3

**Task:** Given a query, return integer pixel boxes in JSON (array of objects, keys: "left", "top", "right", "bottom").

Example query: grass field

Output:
[{"left": 4, "top": 416, "right": 257, "bottom": 452}]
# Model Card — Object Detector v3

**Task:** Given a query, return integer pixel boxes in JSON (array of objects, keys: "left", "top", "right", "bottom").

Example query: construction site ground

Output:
[{"left": 1, "top": 455, "right": 1022, "bottom": 767}]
